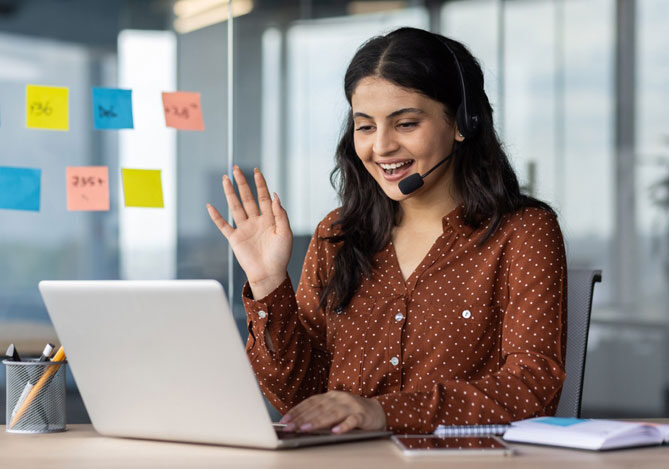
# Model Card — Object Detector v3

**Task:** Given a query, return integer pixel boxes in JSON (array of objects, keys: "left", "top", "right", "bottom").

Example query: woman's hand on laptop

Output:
[
  {"left": 279, "top": 391, "right": 387, "bottom": 434},
  {"left": 207, "top": 166, "right": 292, "bottom": 299}
]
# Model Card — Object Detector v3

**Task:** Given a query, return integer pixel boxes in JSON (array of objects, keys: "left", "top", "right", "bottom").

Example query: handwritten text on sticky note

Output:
[
  {"left": 0, "top": 166, "right": 41, "bottom": 211},
  {"left": 66, "top": 166, "right": 110, "bottom": 211},
  {"left": 162, "top": 91, "right": 205, "bottom": 131},
  {"left": 92, "top": 88, "right": 134, "bottom": 130},
  {"left": 26, "top": 85, "right": 69, "bottom": 130},
  {"left": 122, "top": 168, "right": 164, "bottom": 208}
]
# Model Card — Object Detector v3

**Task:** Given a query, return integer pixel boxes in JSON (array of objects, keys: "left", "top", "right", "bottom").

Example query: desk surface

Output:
[{"left": 2, "top": 424, "right": 669, "bottom": 469}]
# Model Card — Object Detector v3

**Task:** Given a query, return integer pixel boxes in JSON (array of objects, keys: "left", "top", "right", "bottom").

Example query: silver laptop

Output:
[{"left": 38, "top": 280, "right": 390, "bottom": 449}]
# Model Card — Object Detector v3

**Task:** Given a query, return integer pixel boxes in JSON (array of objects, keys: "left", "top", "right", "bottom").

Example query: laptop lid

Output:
[{"left": 39, "top": 280, "right": 281, "bottom": 448}]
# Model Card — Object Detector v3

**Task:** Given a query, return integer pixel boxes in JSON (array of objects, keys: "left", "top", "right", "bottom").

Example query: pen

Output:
[
  {"left": 11, "top": 343, "right": 56, "bottom": 420},
  {"left": 10, "top": 345, "right": 66, "bottom": 428},
  {"left": 5, "top": 343, "right": 22, "bottom": 362}
]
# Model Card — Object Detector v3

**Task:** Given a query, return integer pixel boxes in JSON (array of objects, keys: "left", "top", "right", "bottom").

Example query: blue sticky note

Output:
[
  {"left": 92, "top": 87, "right": 134, "bottom": 129},
  {"left": 0, "top": 166, "right": 41, "bottom": 211},
  {"left": 533, "top": 417, "right": 585, "bottom": 427}
]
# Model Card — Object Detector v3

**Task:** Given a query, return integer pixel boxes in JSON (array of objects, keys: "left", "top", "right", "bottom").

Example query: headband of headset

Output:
[{"left": 442, "top": 40, "right": 480, "bottom": 139}]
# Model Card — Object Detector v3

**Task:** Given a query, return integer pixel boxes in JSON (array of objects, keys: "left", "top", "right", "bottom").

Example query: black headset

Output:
[{"left": 442, "top": 40, "right": 480, "bottom": 139}]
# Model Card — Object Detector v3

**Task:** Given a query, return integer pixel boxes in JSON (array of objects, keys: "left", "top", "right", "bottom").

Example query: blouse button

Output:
[
  {"left": 394, "top": 313, "right": 404, "bottom": 322},
  {"left": 462, "top": 309, "right": 471, "bottom": 319},
  {"left": 390, "top": 357, "right": 399, "bottom": 366},
  {"left": 258, "top": 310, "right": 267, "bottom": 319}
]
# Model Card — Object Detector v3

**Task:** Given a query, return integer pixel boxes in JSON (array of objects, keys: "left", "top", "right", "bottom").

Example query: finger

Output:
[
  {"left": 233, "top": 165, "right": 260, "bottom": 217},
  {"left": 254, "top": 169, "right": 273, "bottom": 216},
  {"left": 281, "top": 395, "right": 332, "bottom": 430},
  {"left": 206, "top": 203, "right": 234, "bottom": 238},
  {"left": 271, "top": 193, "right": 291, "bottom": 237},
  {"left": 282, "top": 396, "right": 323, "bottom": 425},
  {"left": 288, "top": 394, "right": 350, "bottom": 431},
  {"left": 222, "top": 174, "right": 248, "bottom": 223},
  {"left": 292, "top": 400, "right": 341, "bottom": 431},
  {"left": 332, "top": 414, "right": 361, "bottom": 434},
  {"left": 298, "top": 404, "right": 351, "bottom": 431}
]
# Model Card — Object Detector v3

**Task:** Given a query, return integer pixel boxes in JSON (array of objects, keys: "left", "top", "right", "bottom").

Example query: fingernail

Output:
[
  {"left": 280, "top": 414, "right": 292, "bottom": 424},
  {"left": 300, "top": 423, "right": 312, "bottom": 431},
  {"left": 254, "top": 167, "right": 259, "bottom": 173},
  {"left": 284, "top": 423, "right": 296, "bottom": 431},
  {"left": 331, "top": 425, "right": 342, "bottom": 433}
]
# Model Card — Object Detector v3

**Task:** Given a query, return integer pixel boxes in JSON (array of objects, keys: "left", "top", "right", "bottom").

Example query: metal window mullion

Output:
[{"left": 613, "top": 0, "right": 638, "bottom": 308}]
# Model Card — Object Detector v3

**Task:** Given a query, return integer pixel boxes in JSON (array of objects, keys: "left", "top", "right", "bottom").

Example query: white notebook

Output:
[{"left": 503, "top": 417, "right": 669, "bottom": 451}]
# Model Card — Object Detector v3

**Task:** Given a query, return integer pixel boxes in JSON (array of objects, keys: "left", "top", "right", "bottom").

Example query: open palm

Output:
[{"left": 207, "top": 166, "right": 292, "bottom": 299}]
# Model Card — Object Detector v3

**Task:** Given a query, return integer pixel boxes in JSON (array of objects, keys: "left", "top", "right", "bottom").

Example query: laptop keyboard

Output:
[{"left": 274, "top": 424, "right": 334, "bottom": 440}]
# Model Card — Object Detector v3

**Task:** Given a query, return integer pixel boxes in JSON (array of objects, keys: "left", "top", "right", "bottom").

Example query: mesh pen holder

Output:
[{"left": 3, "top": 359, "right": 67, "bottom": 433}]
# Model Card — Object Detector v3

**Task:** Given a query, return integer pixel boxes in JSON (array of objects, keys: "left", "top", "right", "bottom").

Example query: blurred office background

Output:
[{"left": 0, "top": 0, "right": 667, "bottom": 422}]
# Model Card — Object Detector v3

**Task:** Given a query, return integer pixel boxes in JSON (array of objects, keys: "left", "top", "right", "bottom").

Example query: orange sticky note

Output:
[
  {"left": 66, "top": 166, "right": 110, "bottom": 211},
  {"left": 122, "top": 168, "right": 164, "bottom": 208},
  {"left": 161, "top": 91, "right": 205, "bottom": 131},
  {"left": 26, "top": 84, "right": 69, "bottom": 130}
]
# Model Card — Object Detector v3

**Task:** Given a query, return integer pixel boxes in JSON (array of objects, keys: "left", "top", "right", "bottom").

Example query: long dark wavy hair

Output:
[{"left": 319, "top": 27, "right": 553, "bottom": 312}]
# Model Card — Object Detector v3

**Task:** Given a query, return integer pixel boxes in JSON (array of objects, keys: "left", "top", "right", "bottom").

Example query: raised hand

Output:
[{"left": 207, "top": 165, "right": 292, "bottom": 299}]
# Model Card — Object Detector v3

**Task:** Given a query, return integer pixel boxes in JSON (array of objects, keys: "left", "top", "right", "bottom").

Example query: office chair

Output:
[{"left": 554, "top": 269, "right": 602, "bottom": 418}]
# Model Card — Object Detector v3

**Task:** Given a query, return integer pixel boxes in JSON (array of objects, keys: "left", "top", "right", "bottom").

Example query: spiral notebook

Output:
[{"left": 433, "top": 424, "right": 510, "bottom": 437}]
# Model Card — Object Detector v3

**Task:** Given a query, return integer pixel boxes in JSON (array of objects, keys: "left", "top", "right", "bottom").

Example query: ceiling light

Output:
[
  {"left": 347, "top": 1, "right": 407, "bottom": 16},
  {"left": 173, "top": 0, "right": 253, "bottom": 34}
]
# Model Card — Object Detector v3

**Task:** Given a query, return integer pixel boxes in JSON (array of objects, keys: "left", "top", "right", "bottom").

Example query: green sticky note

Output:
[{"left": 122, "top": 168, "right": 164, "bottom": 208}]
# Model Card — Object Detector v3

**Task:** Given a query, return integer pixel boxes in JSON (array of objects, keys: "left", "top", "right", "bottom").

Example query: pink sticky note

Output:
[
  {"left": 161, "top": 91, "right": 205, "bottom": 131},
  {"left": 66, "top": 166, "right": 110, "bottom": 211}
]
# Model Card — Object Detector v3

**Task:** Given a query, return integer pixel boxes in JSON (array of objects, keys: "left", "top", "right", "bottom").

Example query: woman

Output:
[{"left": 207, "top": 27, "right": 567, "bottom": 434}]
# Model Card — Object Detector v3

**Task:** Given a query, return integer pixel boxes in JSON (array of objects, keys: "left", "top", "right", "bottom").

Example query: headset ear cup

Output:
[
  {"left": 456, "top": 103, "right": 480, "bottom": 139},
  {"left": 456, "top": 104, "right": 470, "bottom": 138}
]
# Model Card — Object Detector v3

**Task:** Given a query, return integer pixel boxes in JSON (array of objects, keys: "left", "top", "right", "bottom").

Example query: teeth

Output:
[{"left": 379, "top": 161, "right": 412, "bottom": 170}]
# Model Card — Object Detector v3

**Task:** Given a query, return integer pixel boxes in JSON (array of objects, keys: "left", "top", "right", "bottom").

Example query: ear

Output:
[{"left": 454, "top": 125, "right": 465, "bottom": 143}]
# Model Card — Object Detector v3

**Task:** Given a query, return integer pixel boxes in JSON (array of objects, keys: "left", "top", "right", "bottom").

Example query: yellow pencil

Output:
[{"left": 9, "top": 346, "right": 66, "bottom": 428}]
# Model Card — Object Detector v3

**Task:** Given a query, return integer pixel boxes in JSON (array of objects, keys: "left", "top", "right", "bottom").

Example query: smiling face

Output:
[{"left": 351, "top": 76, "right": 464, "bottom": 202}]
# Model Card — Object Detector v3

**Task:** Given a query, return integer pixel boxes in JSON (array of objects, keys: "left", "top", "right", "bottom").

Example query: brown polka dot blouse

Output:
[{"left": 242, "top": 205, "right": 567, "bottom": 434}]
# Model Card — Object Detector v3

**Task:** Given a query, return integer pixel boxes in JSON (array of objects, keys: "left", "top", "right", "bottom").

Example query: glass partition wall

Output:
[{"left": 0, "top": 0, "right": 667, "bottom": 422}]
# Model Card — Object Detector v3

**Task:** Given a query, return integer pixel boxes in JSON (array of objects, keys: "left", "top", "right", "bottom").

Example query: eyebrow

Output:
[{"left": 352, "top": 108, "right": 426, "bottom": 119}]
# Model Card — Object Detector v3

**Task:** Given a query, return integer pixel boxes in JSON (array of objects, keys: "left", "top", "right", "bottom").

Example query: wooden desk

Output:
[{"left": 2, "top": 424, "right": 669, "bottom": 468}]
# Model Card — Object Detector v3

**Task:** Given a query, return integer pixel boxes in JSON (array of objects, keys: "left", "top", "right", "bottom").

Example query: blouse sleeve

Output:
[
  {"left": 374, "top": 209, "right": 568, "bottom": 433},
  {"left": 242, "top": 219, "right": 333, "bottom": 414}
]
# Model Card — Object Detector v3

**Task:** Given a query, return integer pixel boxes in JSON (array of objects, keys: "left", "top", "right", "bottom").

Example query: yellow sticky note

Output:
[
  {"left": 26, "top": 85, "right": 69, "bottom": 130},
  {"left": 122, "top": 168, "right": 164, "bottom": 208}
]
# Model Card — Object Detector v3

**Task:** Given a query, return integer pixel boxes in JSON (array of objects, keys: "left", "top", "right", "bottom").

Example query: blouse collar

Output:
[{"left": 442, "top": 204, "right": 476, "bottom": 238}]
